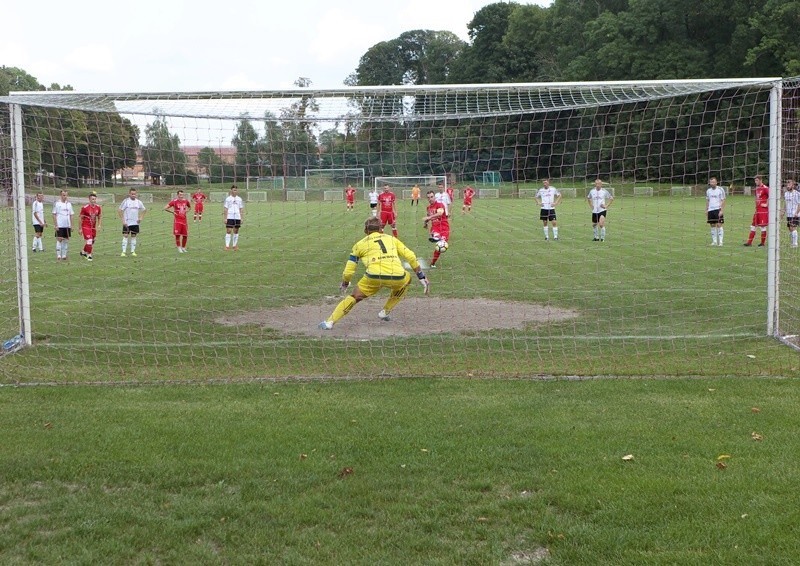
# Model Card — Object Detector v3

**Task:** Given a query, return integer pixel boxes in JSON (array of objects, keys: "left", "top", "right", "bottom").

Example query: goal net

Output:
[
  {"left": 304, "top": 168, "right": 365, "bottom": 190},
  {"left": 374, "top": 175, "right": 447, "bottom": 199},
  {"left": 1, "top": 78, "right": 798, "bottom": 382}
]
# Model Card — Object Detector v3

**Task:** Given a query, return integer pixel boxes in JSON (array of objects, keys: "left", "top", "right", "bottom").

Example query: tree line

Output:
[{"left": 2, "top": 0, "right": 798, "bottom": 189}]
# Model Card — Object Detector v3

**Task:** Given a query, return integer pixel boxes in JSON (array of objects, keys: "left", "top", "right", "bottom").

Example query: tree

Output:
[
  {"left": 348, "top": 30, "right": 466, "bottom": 86},
  {"left": 450, "top": 2, "right": 520, "bottom": 83},
  {"left": 142, "top": 115, "right": 194, "bottom": 185},
  {"left": 232, "top": 118, "right": 260, "bottom": 179}
]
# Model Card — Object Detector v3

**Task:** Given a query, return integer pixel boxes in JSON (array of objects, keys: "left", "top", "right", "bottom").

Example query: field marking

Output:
[{"left": 36, "top": 332, "right": 762, "bottom": 349}]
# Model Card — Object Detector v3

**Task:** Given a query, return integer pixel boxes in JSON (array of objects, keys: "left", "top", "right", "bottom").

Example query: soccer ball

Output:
[{"left": 435, "top": 239, "right": 449, "bottom": 252}]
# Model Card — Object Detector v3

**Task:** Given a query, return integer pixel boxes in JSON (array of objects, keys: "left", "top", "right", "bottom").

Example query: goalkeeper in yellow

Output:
[{"left": 319, "top": 217, "right": 430, "bottom": 329}]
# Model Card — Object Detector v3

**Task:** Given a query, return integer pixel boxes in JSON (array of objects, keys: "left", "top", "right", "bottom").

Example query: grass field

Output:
[
  {"left": 1, "top": 189, "right": 799, "bottom": 382},
  {"left": 2, "top": 188, "right": 800, "bottom": 562},
  {"left": 3, "top": 377, "right": 800, "bottom": 563}
]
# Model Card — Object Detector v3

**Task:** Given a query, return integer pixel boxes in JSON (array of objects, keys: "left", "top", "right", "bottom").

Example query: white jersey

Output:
[
  {"left": 706, "top": 186, "right": 726, "bottom": 211},
  {"left": 368, "top": 190, "right": 379, "bottom": 205},
  {"left": 119, "top": 197, "right": 146, "bottom": 226},
  {"left": 224, "top": 195, "right": 244, "bottom": 220},
  {"left": 32, "top": 200, "right": 45, "bottom": 225},
  {"left": 435, "top": 191, "right": 452, "bottom": 215},
  {"left": 52, "top": 200, "right": 74, "bottom": 228},
  {"left": 588, "top": 188, "right": 613, "bottom": 214},
  {"left": 784, "top": 189, "right": 800, "bottom": 218},
  {"left": 536, "top": 187, "right": 561, "bottom": 209}
]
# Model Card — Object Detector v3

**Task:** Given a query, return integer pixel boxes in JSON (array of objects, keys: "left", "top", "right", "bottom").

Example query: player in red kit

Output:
[
  {"left": 79, "top": 192, "right": 102, "bottom": 261},
  {"left": 462, "top": 186, "right": 475, "bottom": 214},
  {"left": 423, "top": 190, "right": 450, "bottom": 268},
  {"left": 345, "top": 184, "right": 357, "bottom": 211},
  {"left": 446, "top": 185, "right": 455, "bottom": 211},
  {"left": 378, "top": 184, "right": 399, "bottom": 237},
  {"left": 192, "top": 188, "right": 207, "bottom": 222},
  {"left": 744, "top": 176, "right": 770, "bottom": 246},
  {"left": 165, "top": 190, "right": 191, "bottom": 253}
]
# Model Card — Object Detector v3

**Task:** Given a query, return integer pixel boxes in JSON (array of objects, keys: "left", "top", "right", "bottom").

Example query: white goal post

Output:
[{"left": 1, "top": 77, "right": 796, "bottom": 381}]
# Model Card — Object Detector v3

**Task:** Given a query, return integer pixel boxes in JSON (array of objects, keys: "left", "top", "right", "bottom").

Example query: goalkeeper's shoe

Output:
[
  {"left": 318, "top": 321, "right": 333, "bottom": 330},
  {"left": 120, "top": 252, "right": 127, "bottom": 257},
  {"left": 131, "top": 252, "right": 138, "bottom": 257},
  {"left": 378, "top": 310, "right": 390, "bottom": 321}
]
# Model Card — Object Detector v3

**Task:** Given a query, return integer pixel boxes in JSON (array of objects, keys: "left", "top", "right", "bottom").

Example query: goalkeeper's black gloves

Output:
[{"left": 340, "top": 281, "right": 350, "bottom": 294}]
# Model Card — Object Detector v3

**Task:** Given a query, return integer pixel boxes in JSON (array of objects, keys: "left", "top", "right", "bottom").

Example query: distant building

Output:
[
  {"left": 182, "top": 145, "right": 237, "bottom": 176},
  {"left": 118, "top": 146, "right": 237, "bottom": 182}
]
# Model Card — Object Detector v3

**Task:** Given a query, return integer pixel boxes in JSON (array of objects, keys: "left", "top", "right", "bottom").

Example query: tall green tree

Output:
[
  {"left": 142, "top": 116, "right": 194, "bottom": 185},
  {"left": 450, "top": 2, "right": 520, "bottom": 83},
  {"left": 347, "top": 30, "right": 466, "bottom": 86},
  {"left": 232, "top": 117, "right": 260, "bottom": 179}
]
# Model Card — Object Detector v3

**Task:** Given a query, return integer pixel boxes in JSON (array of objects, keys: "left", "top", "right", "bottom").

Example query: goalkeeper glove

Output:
[
  {"left": 340, "top": 281, "right": 350, "bottom": 294},
  {"left": 417, "top": 271, "right": 430, "bottom": 294}
]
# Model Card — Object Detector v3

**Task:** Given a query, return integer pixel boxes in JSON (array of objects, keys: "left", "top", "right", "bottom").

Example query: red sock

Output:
[
  {"left": 392, "top": 229, "right": 398, "bottom": 237},
  {"left": 181, "top": 236, "right": 188, "bottom": 248},
  {"left": 431, "top": 250, "right": 440, "bottom": 265},
  {"left": 175, "top": 235, "right": 181, "bottom": 247},
  {"left": 761, "top": 231, "right": 767, "bottom": 244},
  {"left": 85, "top": 243, "right": 92, "bottom": 254},
  {"left": 747, "top": 230, "right": 756, "bottom": 244}
]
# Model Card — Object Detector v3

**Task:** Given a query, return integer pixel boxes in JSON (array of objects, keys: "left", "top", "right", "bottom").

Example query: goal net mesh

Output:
[{"left": 1, "top": 79, "right": 798, "bottom": 382}]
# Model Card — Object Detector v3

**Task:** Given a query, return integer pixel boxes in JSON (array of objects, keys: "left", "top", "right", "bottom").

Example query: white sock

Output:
[
  {"left": 130, "top": 238, "right": 137, "bottom": 253},
  {"left": 601, "top": 227, "right": 606, "bottom": 239},
  {"left": 553, "top": 227, "right": 558, "bottom": 238},
  {"left": 543, "top": 227, "right": 549, "bottom": 239},
  {"left": 793, "top": 231, "right": 798, "bottom": 245},
  {"left": 232, "top": 233, "right": 239, "bottom": 246},
  {"left": 61, "top": 241, "right": 68, "bottom": 257},
  {"left": 225, "top": 234, "right": 231, "bottom": 247},
  {"left": 718, "top": 228, "right": 724, "bottom": 245},
  {"left": 593, "top": 227, "right": 599, "bottom": 238},
  {"left": 711, "top": 227, "right": 717, "bottom": 243},
  {"left": 56, "top": 241, "right": 62, "bottom": 257},
  {"left": 122, "top": 237, "right": 128, "bottom": 253}
]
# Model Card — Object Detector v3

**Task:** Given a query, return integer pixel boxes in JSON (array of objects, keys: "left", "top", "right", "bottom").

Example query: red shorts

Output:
[
  {"left": 194, "top": 203, "right": 204, "bottom": 214},
  {"left": 752, "top": 209, "right": 768, "bottom": 227},
  {"left": 346, "top": 196, "right": 355, "bottom": 204},
  {"left": 431, "top": 224, "right": 450, "bottom": 241},
  {"left": 82, "top": 228, "right": 97, "bottom": 241},
  {"left": 380, "top": 210, "right": 396, "bottom": 225},
  {"left": 173, "top": 222, "right": 188, "bottom": 236},
  {"left": 463, "top": 197, "right": 473, "bottom": 206}
]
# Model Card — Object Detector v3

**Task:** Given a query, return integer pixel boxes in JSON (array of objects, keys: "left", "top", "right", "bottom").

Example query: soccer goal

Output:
[
  {"left": 1, "top": 78, "right": 796, "bottom": 382},
  {"left": 304, "top": 168, "right": 365, "bottom": 190},
  {"left": 246, "top": 191, "right": 267, "bottom": 203},
  {"left": 374, "top": 175, "right": 447, "bottom": 192}
]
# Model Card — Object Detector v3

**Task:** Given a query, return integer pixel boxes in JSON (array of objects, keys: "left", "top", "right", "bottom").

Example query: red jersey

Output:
[
  {"left": 446, "top": 187, "right": 454, "bottom": 202},
  {"left": 167, "top": 198, "right": 191, "bottom": 221},
  {"left": 755, "top": 184, "right": 769, "bottom": 209},
  {"left": 345, "top": 187, "right": 356, "bottom": 202},
  {"left": 463, "top": 187, "right": 475, "bottom": 202},
  {"left": 378, "top": 191, "right": 396, "bottom": 212},
  {"left": 192, "top": 191, "right": 207, "bottom": 205},
  {"left": 80, "top": 203, "right": 102, "bottom": 231},
  {"left": 427, "top": 201, "right": 450, "bottom": 240}
]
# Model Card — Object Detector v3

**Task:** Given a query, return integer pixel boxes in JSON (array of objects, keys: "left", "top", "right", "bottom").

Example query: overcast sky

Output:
[{"left": 3, "top": 0, "right": 551, "bottom": 94}]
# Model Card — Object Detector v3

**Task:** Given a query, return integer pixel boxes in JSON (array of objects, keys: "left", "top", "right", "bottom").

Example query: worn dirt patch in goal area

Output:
[{"left": 215, "top": 297, "right": 579, "bottom": 340}]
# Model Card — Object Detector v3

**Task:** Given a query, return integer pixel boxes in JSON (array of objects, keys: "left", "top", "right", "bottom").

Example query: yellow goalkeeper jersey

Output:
[{"left": 343, "top": 232, "right": 420, "bottom": 282}]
